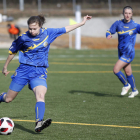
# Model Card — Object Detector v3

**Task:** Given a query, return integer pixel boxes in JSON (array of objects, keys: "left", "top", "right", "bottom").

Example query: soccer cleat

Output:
[
  {"left": 121, "top": 83, "right": 131, "bottom": 96},
  {"left": 128, "top": 90, "right": 139, "bottom": 98},
  {"left": 35, "top": 118, "right": 52, "bottom": 133}
]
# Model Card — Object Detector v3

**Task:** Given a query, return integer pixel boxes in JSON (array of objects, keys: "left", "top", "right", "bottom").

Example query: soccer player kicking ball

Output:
[
  {"left": 106, "top": 6, "right": 140, "bottom": 98},
  {"left": 0, "top": 15, "right": 92, "bottom": 132}
]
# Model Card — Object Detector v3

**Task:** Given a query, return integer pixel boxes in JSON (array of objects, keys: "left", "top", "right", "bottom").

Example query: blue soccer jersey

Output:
[
  {"left": 9, "top": 27, "right": 66, "bottom": 68},
  {"left": 106, "top": 19, "right": 140, "bottom": 62}
]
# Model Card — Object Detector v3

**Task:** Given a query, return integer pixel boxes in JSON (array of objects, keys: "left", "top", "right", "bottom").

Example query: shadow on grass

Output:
[
  {"left": 69, "top": 90, "right": 123, "bottom": 98},
  {"left": 14, "top": 123, "right": 43, "bottom": 135}
]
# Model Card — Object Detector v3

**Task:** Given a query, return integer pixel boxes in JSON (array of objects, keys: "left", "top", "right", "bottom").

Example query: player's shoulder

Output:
[
  {"left": 128, "top": 20, "right": 140, "bottom": 29},
  {"left": 44, "top": 27, "right": 54, "bottom": 31},
  {"left": 117, "top": 19, "right": 124, "bottom": 23},
  {"left": 41, "top": 28, "right": 47, "bottom": 32},
  {"left": 42, "top": 27, "right": 57, "bottom": 35},
  {"left": 112, "top": 19, "right": 122, "bottom": 25},
  {"left": 18, "top": 31, "right": 29, "bottom": 40},
  {"left": 41, "top": 28, "right": 51, "bottom": 34},
  {"left": 131, "top": 20, "right": 138, "bottom": 25},
  {"left": 118, "top": 19, "right": 123, "bottom": 21},
  {"left": 115, "top": 19, "right": 123, "bottom": 22}
]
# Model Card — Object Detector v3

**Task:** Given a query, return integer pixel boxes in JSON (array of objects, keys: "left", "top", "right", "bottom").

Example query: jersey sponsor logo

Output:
[
  {"left": 123, "top": 26, "right": 129, "bottom": 28},
  {"left": 32, "top": 38, "right": 40, "bottom": 41}
]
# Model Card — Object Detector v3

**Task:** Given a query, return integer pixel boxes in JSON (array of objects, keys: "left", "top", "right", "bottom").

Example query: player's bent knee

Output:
[
  {"left": 125, "top": 71, "right": 132, "bottom": 76},
  {"left": 39, "top": 93, "right": 45, "bottom": 100},
  {"left": 113, "top": 69, "right": 119, "bottom": 74},
  {"left": 36, "top": 93, "right": 46, "bottom": 102}
]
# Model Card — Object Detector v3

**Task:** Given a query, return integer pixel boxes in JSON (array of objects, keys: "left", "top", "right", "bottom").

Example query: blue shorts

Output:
[
  {"left": 119, "top": 55, "right": 133, "bottom": 63},
  {"left": 9, "top": 64, "right": 47, "bottom": 92},
  {"left": 118, "top": 50, "right": 135, "bottom": 63}
]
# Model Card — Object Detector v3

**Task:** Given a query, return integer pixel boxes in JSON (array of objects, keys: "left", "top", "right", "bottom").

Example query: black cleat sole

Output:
[{"left": 35, "top": 118, "right": 52, "bottom": 133}]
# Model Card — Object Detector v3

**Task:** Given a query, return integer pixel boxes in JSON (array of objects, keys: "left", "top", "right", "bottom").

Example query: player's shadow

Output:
[
  {"left": 69, "top": 90, "right": 122, "bottom": 97},
  {"left": 14, "top": 123, "right": 43, "bottom": 135}
]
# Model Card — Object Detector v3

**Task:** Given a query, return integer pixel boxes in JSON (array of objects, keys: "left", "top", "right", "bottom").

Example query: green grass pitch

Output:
[{"left": 0, "top": 48, "right": 140, "bottom": 140}]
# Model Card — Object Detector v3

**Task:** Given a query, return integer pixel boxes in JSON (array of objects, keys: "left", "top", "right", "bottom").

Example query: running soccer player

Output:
[
  {"left": 0, "top": 15, "right": 92, "bottom": 132},
  {"left": 106, "top": 6, "right": 140, "bottom": 98}
]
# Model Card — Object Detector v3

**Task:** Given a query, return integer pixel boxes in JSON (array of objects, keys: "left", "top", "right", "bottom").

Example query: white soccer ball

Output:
[{"left": 0, "top": 117, "right": 14, "bottom": 135}]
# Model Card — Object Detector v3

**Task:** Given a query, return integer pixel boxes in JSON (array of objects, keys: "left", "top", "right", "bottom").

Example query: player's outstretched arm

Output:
[
  {"left": 65, "top": 15, "right": 92, "bottom": 33},
  {"left": 2, "top": 54, "right": 15, "bottom": 76}
]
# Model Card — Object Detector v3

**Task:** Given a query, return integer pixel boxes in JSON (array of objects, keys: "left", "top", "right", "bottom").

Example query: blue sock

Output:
[
  {"left": 115, "top": 71, "right": 128, "bottom": 87},
  {"left": 127, "top": 74, "right": 137, "bottom": 92},
  {"left": 0, "top": 92, "right": 6, "bottom": 102},
  {"left": 35, "top": 102, "right": 45, "bottom": 122}
]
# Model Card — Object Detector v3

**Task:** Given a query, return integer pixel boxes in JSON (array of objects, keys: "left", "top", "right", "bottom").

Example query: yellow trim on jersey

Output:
[
  {"left": 42, "top": 28, "right": 47, "bottom": 32},
  {"left": 118, "top": 28, "right": 136, "bottom": 34},
  {"left": 106, "top": 31, "right": 111, "bottom": 35},
  {"left": 21, "top": 35, "right": 48, "bottom": 53},
  {"left": 45, "top": 68, "right": 47, "bottom": 75},
  {"left": 9, "top": 50, "right": 17, "bottom": 55},
  {"left": 19, "top": 32, "right": 26, "bottom": 37}
]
